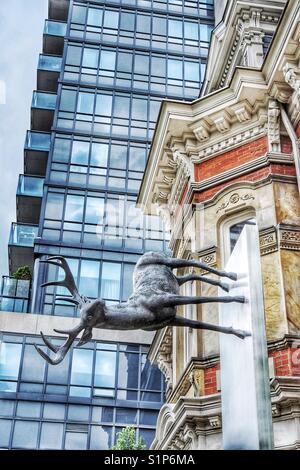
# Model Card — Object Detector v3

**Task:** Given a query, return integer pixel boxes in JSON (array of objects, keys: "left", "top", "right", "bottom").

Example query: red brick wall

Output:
[
  {"left": 296, "top": 121, "right": 300, "bottom": 138},
  {"left": 203, "top": 347, "right": 300, "bottom": 396},
  {"left": 194, "top": 137, "right": 268, "bottom": 182},
  {"left": 193, "top": 163, "right": 296, "bottom": 204},
  {"left": 270, "top": 348, "right": 300, "bottom": 376},
  {"left": 281, "top": 135, "right": 292, "bottom": 154},
  {"left": 204, "top": 365, "right": 219, "bottom": 395}
]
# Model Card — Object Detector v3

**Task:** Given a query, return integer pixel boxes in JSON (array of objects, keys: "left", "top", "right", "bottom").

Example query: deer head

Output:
[{"left": 34, "top": 256, "right": 105, "bottom": 365}]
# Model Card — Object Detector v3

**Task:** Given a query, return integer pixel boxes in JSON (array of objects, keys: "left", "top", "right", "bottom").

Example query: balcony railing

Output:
[
  {"left": 38, "top": 54, "right": 62, "bottom": 72},
  {"left": 25, "top": 131, "right": 51, "bottom": 152},
  {"left": 17, "top": 175, "right": 44, "bottom": 198},
  {"left": 9, "top": 223, "right": 38, "bottom": 248},
  {"left": 32, "top": 91, "right": 57, "bottom": 110},
  {"left": 0, "top": 276, "right": 30, "bottom": 313},
  {"left": 44, "top": 20, "right": 67, "bottom": 37}
]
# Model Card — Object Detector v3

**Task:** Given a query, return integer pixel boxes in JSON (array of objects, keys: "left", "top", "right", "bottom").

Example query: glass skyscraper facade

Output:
[{"left": 0, "top": 0, "right": 214, "bottom": 449}]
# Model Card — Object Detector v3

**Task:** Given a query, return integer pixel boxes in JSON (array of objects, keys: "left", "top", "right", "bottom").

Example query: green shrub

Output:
[
  {"left": 12, "top": 266, "right": 32, "bottom": 281},
  {"left": 112, "top": 426, "right": 146, "bottom": 450}
]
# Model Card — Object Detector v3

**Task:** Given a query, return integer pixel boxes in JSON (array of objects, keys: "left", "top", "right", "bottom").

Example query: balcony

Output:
[
  {"left": 43, "top": 20, "right": 66, "bottom": 55},
  {"left": 8, "top": 224, "right": 38, "bottom": 274},
  {"left": 49, "top": 0, "right": 70, "bottom": 21},
  {"left": 24, "top": 131, "right": 50, "bottom": 176},
  {"left": 0, "top": 276, "right": 30, "bottom": 313},
  {"left": 37, "top": 54, "right": 62, "bottom": 92},
  {"left": 31, "top": 91, "right": 57, "bottom": 131},
  {"left": 16, "top": 175, "right": 44, "bottom": 224}
]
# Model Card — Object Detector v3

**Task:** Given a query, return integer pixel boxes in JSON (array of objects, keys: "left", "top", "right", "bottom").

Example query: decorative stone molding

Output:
[
  {"left": 259, "top": 226, "right": 278, "bottom": 255},
  {"left": 198, "top": 247, "right": 218, "bottom": 270},
  {"left": 272, "top": 403, "right": 281, "bottom": 417},
  {"left": 268, "top": 99, "right": 281, "bottom": 152},
  {"left": 193, "top": 121, "right": 211, "bottom": 142},
  {"left": 279, "top": 226, "right": 300, "bottom": 251},
  {"left": 189, "top": 370, "right": 203, "bottom": 398},
  {"left": 283, "top": 62, "right": 300, "bottom": 99},
  {"left": 190, "top": 123, "right": 267, "bottom": 162},
  {"left": 270, "top": 82, "right": 292, "bottom": 104},
  {"left": 212, "top": 111, "right": 232, "bottom": 134},
  {"left": 209, "top": 416, "right": 222, "bottom": 428},
  {"left": 216, "top": 192, "right": 255, "bottom": 214},
  {"left": 170, "top": 144, "right": 192, "bottom": 179}
]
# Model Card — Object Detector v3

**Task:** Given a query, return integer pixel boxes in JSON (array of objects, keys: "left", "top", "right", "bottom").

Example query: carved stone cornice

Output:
[
  {"left": 259, "top": 226, "right": 278, "bottom": 255},
  {"left": 279, "top": 224, "right": 300, "bottom": 251}
]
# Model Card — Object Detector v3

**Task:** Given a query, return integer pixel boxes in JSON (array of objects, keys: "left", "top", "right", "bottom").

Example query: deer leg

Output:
[
  {"left": 160, "top": 294, "right": 245, "bottom": 307},
  {"left": 177, "top": 274, "right": 230, "bottom": 292},
  {"left": 171, "top": 316, "right": 250, "bottom": 339},
  {"left": 164, "top": 257, "right": 237, "bottom": 281}
]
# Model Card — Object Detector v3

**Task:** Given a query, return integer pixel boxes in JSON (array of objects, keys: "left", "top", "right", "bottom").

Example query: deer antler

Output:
[
  {"left": 40, "top": 256, "right": 86, "bottom": 308},
  {"left": 34, "top": 325, "right": 84, "bottom": 365},
  {"left": 35, "top": 256, "right": 90, "bottom": 364}
]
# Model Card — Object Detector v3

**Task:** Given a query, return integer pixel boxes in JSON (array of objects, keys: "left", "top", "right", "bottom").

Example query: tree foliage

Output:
[{"left": 112, "top": 426, "right": 146, "bottom": 450}]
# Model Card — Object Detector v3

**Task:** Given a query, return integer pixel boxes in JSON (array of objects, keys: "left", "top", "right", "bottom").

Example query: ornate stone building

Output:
[{"left": 138, "top": 0, "right": 300, "bottom": 450}]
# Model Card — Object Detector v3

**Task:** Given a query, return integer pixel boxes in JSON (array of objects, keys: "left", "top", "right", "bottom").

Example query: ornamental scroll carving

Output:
[{"left": 216, "top": 193, "right": 255, "bottom": 214}]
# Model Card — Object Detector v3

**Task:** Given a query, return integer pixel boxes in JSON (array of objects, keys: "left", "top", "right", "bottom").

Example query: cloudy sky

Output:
[{"left": 0, "top": 0, "right": 48, "bottom": 280}]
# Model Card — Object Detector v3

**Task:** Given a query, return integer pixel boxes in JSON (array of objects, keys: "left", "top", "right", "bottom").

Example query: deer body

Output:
[{"left": 35, "top": 252, "right": 251, "bottom": 365}]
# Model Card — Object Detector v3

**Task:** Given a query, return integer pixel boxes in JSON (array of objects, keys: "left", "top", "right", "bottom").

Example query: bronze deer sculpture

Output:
[{"left": 35, "top": 252, "right": 250, "bottom": 365}]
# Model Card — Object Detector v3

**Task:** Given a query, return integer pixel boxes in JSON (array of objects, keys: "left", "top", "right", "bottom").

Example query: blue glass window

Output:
[
  {"left": 60, "top": 89, "right": 76, "bottom": 112},
  {"left": 185, "top": 61, "right": 200, "bottom": 81},
  {"left": 82, "top": 48, "right": 99, "bottom": 68},
  {"left": 169, "top": 19, "right": 182, "bottom": 37},
  {"left": 100, "top": 51, "right": 116, "bottom": 70},
  {"left": 104, "top": 10, "right": 119, "bottom": 29},
  {"left": 79, "top": 260, "right": 100, "bottom": 298},
  {"left": 21, "top": 345, "right": 45, "bottom": 382},
  {"left": 71, "top": 349, "right": 93, "bottom": 386},
  {"left": 77, "top": 92, "right": 94, "bottom": 114},
  {"left": 114, "top": 96, "right": 130, "bottom": 118},
  {"left": 101, "top": 262, "right": 121, "bottom": 300},
  {"left": 120, "top": 12, "right": 135, "bottom": 31},
  {"left": 0, "top": 343, "right": 22, "bottom": 384},
  {"left": 168, "top": 59, "right": 183, "bottom": 79},
  {"left": 66, "top": 45, "right": 82, "bottom": 66},
  {"left": 91, "top": 142, "right": 109, "bottom": 167},
  {"left": 40, "top": 422, "right": 64, "bottom": 449},
  {"left": 65, "top": 195, "right": 84, "bottom": 222},
  {"left": 185, "top": 21, "right": 199, "bottom": 40},
  {"left": 72, "top": 5, "right": 86, "bottom": 24},
  {"left": 94, "top": 350, "right": 116, "bottom": 388},
  {"left": 45, "top": 193, "right": 64, "bottom": 220},
  {"left": 85, "top": 197, "right": 104, "bottom": 225},
  {"left": 95, "top": 94, "right": 113, "bottom": 116},
  {"left": 12, "top": 421, "right": 39, "bottom": 449},
  {"left": 71, "top": 141, "right": 90, "bottom": 165},
  {"left": 53, "top": 138, "right": 71, "bottom": 162},
  {"left": 87, "top": 8, "right": 103, "bottom": 27}
]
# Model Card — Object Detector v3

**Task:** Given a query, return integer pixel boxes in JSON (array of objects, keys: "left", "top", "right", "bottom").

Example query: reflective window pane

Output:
[
  {"left": 94, "top": 350, "right": 116, "bottom": 388},
  {"left": 65, "top": 431, "right": 88, "bottom": 450},
  {"left": 71, "top": 349, "right": 93, "bottom": 386},
  {"left": 79, "top": 260, "right": 100, "bottom": 298},
  {"left": 101, "top": 262, "right": 121, "bottom": 300},
  {"left": 40, "top": 422, "right": 63, "bottom": 449},
  {"left": 12, "top": 421, "right": 39, "bottom": 449},
  {"left": 90, "top": 425, "right": 112, "bottom": 450},
  {"left": 21, "top": 345, "right": 45, "bottom": 382},
  {"left": 0, "top": 419, "right": 12, "bottom": 448},
  {"left": 118, "top": 352, "right": 139, "bottom": 388},
  {"left": 0, "top": 343, "right": 22, "bottom": 380},
  {"left": 65, "top": 195, "right": 84, "bottom": 222}
]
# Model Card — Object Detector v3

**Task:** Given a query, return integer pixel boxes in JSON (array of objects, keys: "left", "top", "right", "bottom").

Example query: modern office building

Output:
[{"left": 0, "top": 0, "right": 214, "bottom": 449}]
